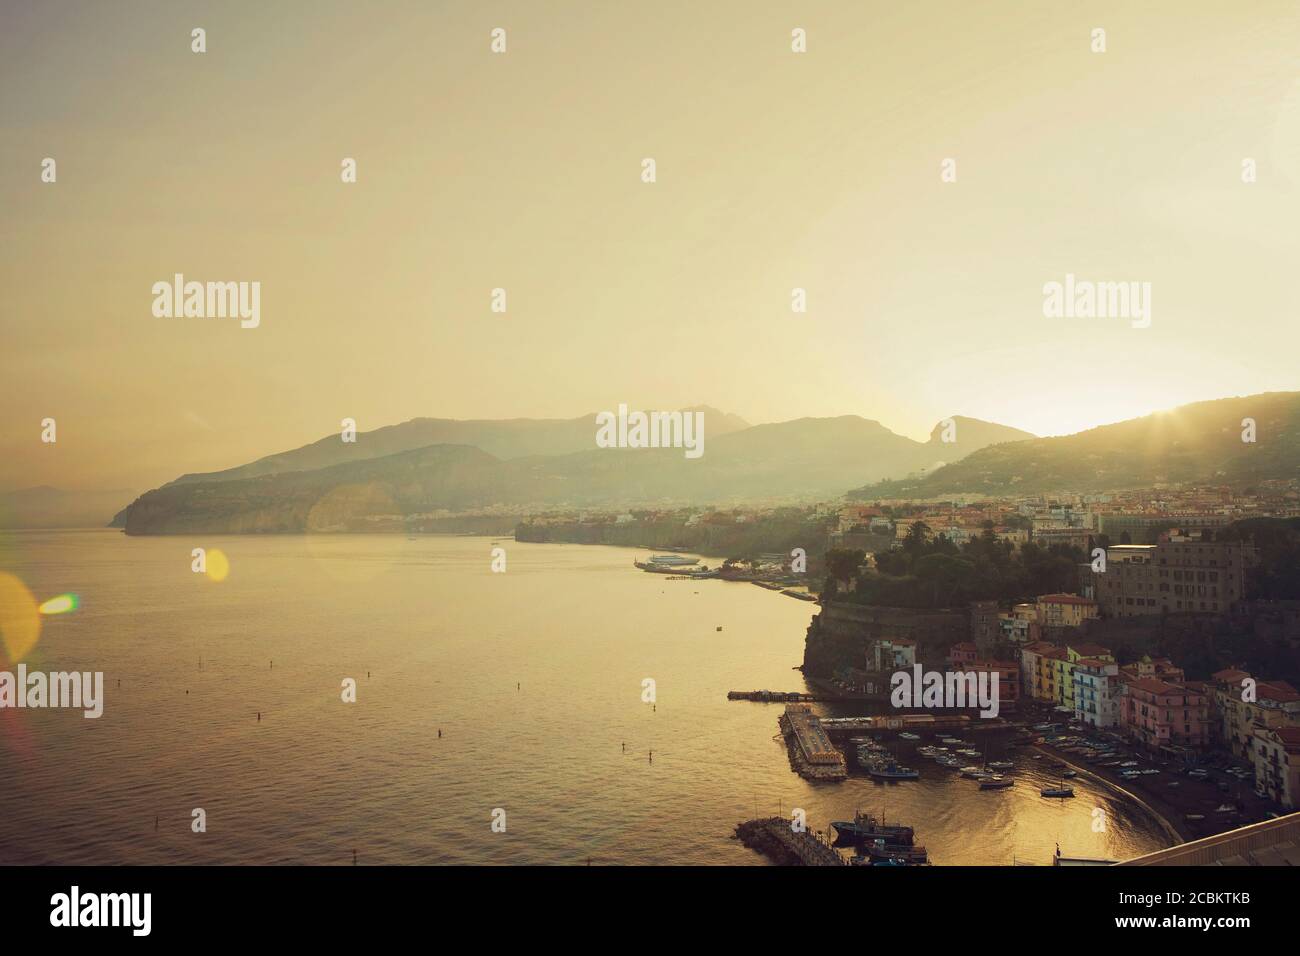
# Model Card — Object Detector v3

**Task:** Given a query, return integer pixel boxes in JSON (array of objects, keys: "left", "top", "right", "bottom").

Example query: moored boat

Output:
[
  {"left": 831, "top": 811, "right": 915, "bottom": 847},
  {"left": 869, "top": 763, "right": 920, "bottom": 781}
]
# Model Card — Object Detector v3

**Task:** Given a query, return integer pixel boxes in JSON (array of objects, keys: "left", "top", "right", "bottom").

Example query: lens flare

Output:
[
  {"left": 0, "top": 572, "right": 41, "bottom": 664},
  {"left": 206, "top": 549, "right": 230, "bottom": 582},
  {"left": 38, "top": 593, "right": 80, "bottom": 615}
]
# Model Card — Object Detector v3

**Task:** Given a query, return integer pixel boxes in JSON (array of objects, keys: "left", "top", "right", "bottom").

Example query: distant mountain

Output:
[
  {"left": 925, "top": 416, "right": 1036, "bottom": 454},
  {"left": 850, "top": 393, "right": 1300, "bottom": 498},
  {"left": 114, "top": 410, "right": 1034, "bottom": 534},
  {"left": 0, "top": 486, "right": 136, "bottom": 529},
  {"left": 121, "top": 445, "right": 503, "bottom": 535},
  {"left": 167, "top": 406, "right": 750, "bottom": 486}
]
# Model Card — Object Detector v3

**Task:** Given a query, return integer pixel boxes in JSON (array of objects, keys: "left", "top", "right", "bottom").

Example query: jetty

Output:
[
  {"left": 735, "top": 818, "right": 845, "bottom": 866},
  {"left": 728, "top": 689, "right": 820, "bottom": 702}
]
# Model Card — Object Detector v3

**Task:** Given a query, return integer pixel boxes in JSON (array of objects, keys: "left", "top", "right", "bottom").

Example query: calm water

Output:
[{"left": 0, "top": 530, "right": 1171, "bottom": 865}]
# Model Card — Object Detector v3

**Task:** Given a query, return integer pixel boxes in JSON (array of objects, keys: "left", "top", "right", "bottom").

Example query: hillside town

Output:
[
  {"left": 811, "top": 484, "right": 1300, "bottom": 820},
  {"left": 528, "top": 481, "right": 1300, "bottom": 819}
]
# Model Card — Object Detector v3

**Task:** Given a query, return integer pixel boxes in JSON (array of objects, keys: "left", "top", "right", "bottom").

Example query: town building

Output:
[
  {"left": 1210, "top": 669, "right": 1300, "bottom": 760},
  {"left": 1035, "top": 593, "right": 1099, "bottom": 630},
  {"left": 1082, "top": 539, "right": 1252, "bottom": 618},
  {"left": 1251, "top": 726, "right": 1300, "bottom": 810},
  {"left": 1121, "top": 678, "right": 1210, "bottom": 757},
  {"left": 1074, "top": 658, "right": 1122, "bottom": 729},
  {"left": 871, "top": 638, "right": 917, "bottom": 674}
]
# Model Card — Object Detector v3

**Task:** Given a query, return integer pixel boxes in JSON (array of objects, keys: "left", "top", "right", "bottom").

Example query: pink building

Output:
[
  {"left": 946, "top": 642, "right": 978, "bottom": 667},
  {"left": 1121, "top": 677, "right": 1210, "bottom": 754}
]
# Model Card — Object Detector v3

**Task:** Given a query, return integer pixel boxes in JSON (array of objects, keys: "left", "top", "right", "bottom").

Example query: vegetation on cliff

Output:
[{"left": 823, "top": 522, "right": 1089, "bottom": 608}]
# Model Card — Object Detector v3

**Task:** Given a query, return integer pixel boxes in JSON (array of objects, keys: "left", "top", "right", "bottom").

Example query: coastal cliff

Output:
[{"left": 802, "top": 602, "right": 971, "bottom": 678}]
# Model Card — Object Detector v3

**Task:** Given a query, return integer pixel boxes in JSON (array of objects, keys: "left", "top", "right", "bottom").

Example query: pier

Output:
[{"left": 735, "top": 818, "right": 845, "bottom": 866}]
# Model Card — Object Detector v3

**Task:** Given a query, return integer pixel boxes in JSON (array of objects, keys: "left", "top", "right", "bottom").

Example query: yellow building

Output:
[{"left": 1035, "top": 593, "right": 1100, "bottom": 629}]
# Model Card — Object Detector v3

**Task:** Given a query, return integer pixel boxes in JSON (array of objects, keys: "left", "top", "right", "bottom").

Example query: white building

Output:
[{"left": 1073, "top": 658, "right": 1122, "bottom": 729}]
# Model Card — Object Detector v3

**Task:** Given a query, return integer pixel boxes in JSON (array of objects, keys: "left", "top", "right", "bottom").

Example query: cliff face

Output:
[{"left": 802, "top": 602, "right": 970, "bottom": 678}]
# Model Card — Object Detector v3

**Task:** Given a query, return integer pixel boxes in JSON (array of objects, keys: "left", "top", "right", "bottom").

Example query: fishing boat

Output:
[
  {"left": 830, "top": 811, "right": 915, "bottom": 847},
  {"left": 1041, "top": 786, "right": 1075, "bottom": 798},
  {"left": 980, "top": 777, "right": 1014, "bottom": 790}
]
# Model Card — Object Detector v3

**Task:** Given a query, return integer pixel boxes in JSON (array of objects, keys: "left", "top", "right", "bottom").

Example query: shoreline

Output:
[{"left": 1027, "top": 743, "right": 1189, "bottom": 845}]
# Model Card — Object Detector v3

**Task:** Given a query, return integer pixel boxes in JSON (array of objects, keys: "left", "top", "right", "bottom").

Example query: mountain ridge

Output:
[
  {"left": 850, "top": 392, "right": 1300, "bottom": 498},
  {"left": 112, "top": 409, "right": 1036, "bottom": 533}
]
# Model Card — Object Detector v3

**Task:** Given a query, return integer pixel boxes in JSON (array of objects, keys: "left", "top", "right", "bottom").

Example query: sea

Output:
[{"left": 0, "top": 530, "right": 1172, "bottom": 865}]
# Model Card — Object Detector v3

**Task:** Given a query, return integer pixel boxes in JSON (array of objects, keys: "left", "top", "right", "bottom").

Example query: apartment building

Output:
[
  {"left": 1211, "top": 668, "right": 1300, "bottom": 760},
  {"left": 1251, "top": 726, "right": 1300, "bottom": 810},
  {"left": 1122, "top": 678, "right": 1210, "bottom": 755},
  {"left": 1083, "top": 539, "right": 1252, "bottom": 618},
  {"left": 1074, "top": 658, "right": 1122, "bottom": 729}
]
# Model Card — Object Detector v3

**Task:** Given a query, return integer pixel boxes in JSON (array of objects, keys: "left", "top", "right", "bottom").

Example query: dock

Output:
[
  {"left": 778, "top": 704, "right": 847, "bottom": 781},
  {"left": 735, "top": 818, "right": 845, "bottom": 866},
  {"left": 817, "top": 715, "right": 1011, "bottom": 740}
]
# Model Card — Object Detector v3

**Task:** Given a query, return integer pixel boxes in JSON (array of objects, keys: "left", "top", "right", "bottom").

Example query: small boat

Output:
[
  {"left": 1041, "top": 787, "right": 1075, "bottom": 798},
  {"left": 869, "top": 763, "right": 920, "bottom": 781},
  {"left": 1184, "top": 813, "right": 1205, "bottom": 822},
  {"left": 1061, "top": 769, "right": 1077, "bottom": 778},
  {"left": 864, "top": 840, "right": 929, "bottom": 864},
  {"left": 899, "top": 732, "right": 921, "bottom": 741},
  {"left": 980, "top": 777, "right": 1014, "bottom": 790},
  {"left": 987, "top": 760, "right": 1014, "bottom": 770},
  {"left": 648, "top": 554, "right": 699, "bottom": 566}
]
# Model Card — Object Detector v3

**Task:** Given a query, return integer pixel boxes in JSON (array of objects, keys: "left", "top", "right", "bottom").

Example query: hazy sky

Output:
[{"left": 3, "top": 0, "right": 1298, "bottom": 492}]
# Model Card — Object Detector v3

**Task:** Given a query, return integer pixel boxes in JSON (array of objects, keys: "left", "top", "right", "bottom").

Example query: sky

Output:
[{"left": 2, "top": 0, "right": 1298, "bottom": 493}]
